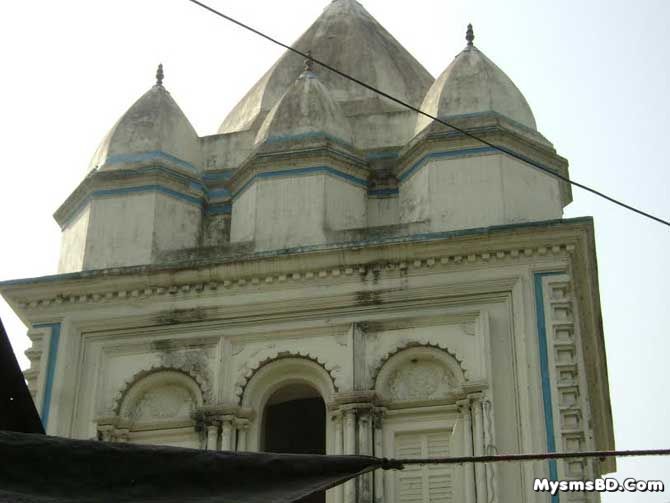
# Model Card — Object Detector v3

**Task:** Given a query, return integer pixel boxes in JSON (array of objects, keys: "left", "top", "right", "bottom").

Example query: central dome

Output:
[{"left": 219, "top": 0, "right": 434, "bottom": 135}]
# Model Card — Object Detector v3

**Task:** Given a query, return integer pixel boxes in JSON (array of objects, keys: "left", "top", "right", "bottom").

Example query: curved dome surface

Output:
[
  {"left": 256, "top": 69, "right": 353, "bottom": 146},
  {"left": 90, "top": 82, "right": 201, "bottom": 172},
  {"left": 416, "top": 43, "right": 537, "bottom": 134},
  {"left": 220, "top": 0, "right": 434, "bottom": 135}
]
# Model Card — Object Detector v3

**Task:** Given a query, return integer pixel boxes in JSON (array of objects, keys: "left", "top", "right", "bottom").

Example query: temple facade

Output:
[{"left": 0, "top": 1, "right": 614, "bottom": 502}]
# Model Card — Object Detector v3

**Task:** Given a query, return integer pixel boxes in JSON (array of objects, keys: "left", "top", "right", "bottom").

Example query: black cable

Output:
[
  {"left": 187, "top": 0, "right": 670, "bottom": 228},
  {"left": 387, "top": 448, "right": 670, "bottom": 468}
]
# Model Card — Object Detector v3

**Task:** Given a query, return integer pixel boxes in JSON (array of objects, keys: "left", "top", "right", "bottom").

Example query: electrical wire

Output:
[
  {"left": 187, "top": 0, "right": 670, "bottom": 228},
  {"left": 384, "top": 448, "right": 670, "bottom": 468}
]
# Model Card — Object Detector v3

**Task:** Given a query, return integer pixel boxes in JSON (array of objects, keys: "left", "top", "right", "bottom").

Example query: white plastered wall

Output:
[
  {"left": 400, "top": 153, "right": 563, "bottom": 232},
  {"left": 367, "top": 197, "right": 399, "bottom": 227},
  {"left": 58, "top": 205, "right": 91, "bottom": 273},
  {"left": 152, "top": 192, "right": 202, "bottom": 253},
  {"left": 324, "top": 177, "right": 366, "bottom": 231},
  {"left": 230, "top": 182, "right": 257, "bottom": 243},
  {"left": 231, "top": 173, "right": 367, "bottom": 251},
  {"left": 84, "top": 193, "right": 156, "bottom": 270}
]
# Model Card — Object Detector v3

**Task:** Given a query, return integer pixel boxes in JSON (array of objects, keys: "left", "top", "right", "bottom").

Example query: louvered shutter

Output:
[{"left": 394, "top": 430, "right": 453, "bottom": 503}]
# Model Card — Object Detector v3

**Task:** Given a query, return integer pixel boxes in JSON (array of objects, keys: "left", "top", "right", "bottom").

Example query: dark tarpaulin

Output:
[
  {"left": 0, "top": 317, "right": 44, "bottom": 434},
  {"left": 0, "top": 432, "right": 394, "bottom": 503}
]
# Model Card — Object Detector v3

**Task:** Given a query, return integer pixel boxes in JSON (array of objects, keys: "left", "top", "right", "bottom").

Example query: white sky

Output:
[{"left": 1, "top": 0, "right": 669, "bottom": 500}]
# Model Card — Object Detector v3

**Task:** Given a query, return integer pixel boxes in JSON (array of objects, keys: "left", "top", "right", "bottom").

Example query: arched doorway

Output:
[{"left": 263, "top": 383, "right": 326, "bottom": 503}]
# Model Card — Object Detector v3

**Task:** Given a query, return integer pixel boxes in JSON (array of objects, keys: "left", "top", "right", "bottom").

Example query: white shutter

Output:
[{"left": 394, "top": 430, "right": 453, "bottom": 503}]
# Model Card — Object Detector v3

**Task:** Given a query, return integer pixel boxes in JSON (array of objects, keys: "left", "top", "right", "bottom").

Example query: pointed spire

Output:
[
  {"left": 304, "top": 50, "right": 315, "bottom": 73},
  {"left": 466, "top": 23, "right": 475, "bottom": 47},
  {"left": 155, "top": 63, "right": 164, "bottom": 86}
]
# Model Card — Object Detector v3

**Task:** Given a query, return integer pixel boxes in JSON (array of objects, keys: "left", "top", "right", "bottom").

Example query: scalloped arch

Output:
[
  {"left": 371, "top": 341, "right": 470, "bottom": 387},
  {"left": 235, "top": 351, "right": 340, "bottom": 404},
  {"left": 111, "top": 364, "right": 211, "bottom": 416}
]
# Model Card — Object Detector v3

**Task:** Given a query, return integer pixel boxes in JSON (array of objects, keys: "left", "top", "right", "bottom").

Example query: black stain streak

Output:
[
  {"left": 151, "top": 339, "right": 176, "bottom": 352},
  {"left": 156, "top": 307, "right": 206, "bottom": 325},
  {"left": 355, "top": 290, "right": 383, "bottom": 306}
]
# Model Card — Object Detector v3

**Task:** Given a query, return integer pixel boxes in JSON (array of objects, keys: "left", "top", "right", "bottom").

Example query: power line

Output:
[
  {"left": 384, "top": 448, "right": 670, "bottom": 469},
  {"left": 187, "top": 0, "right": 670, "bottom": 228}
]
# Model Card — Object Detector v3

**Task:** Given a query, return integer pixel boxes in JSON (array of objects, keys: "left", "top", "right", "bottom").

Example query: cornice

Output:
[
  {"left": 398, "top": 117, "right": 572, "bottom": 206},
  {"left": 228, "top": 142, "right": 370, "bottom": 197},
  {"left": 54, "top": 163, "right": 207, "bottom": 229},
  {"left": 0, "top": 219, "right": 595, "bottom": 315}
]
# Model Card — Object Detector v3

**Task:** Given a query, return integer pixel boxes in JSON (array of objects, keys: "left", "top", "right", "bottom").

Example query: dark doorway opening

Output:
[{"left": 263, "top": 384, "right": 326, "bottom": 503}]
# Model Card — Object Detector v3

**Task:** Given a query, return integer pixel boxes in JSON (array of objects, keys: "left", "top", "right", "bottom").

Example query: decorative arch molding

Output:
[
  {"left": 374, "top": 344, "right": 467, "bottom": 402},
  {"left": 111, "top": 364, "right": 210, "bottom": 417},
  {"left": 240, "top": 356, "right": 337, "bottom": 409},
  {"left": 235, "top": 350, "right": 341, "bottom": 403},
  {"left": 371, "top": 340, "right": 470, "bottom": 385},
  {"left": 239, "top": 356, "right": 337, "bottom": 452}
]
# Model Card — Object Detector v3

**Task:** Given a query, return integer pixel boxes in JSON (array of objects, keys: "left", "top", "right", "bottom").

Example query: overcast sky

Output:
[{"left": 1, "top": 0, "right": 669, "bottom": 500}]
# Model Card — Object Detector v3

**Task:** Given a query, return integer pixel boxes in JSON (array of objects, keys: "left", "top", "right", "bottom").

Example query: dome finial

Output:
[
  {"left": 304, "top": 50, "right": 315, "bottom": 73},
  {"left": 156, "top": 63, "right": 164, "bottom": 86},
  {"left": 466, "top": 23, "right": 475, "bottom": 47}
]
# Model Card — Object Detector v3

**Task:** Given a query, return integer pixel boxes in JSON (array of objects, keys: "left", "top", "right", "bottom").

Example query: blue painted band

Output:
[
  {"left": 399, "top": 146, "right": 497, "bottom": 182},
  {"left": 262, "top": 131, "right": 353, "bottom": 150},
  {"left": 92, "top": 185, "right": 203, "bottom": 207},
  {"left": 206, "top": 203, "right": 232, "bottom": 215},
  {"left": 368, "top": 188, "right": 399, "bottom": 197},
  {"left": 102, "top": 150, "right": 198, "bottom": 174},
  {"left": 208, "top": 188, "right": 232, "bottom": 200},
  {"left": 95, "top": 165, "right": 205, "bottom": 193},
  {"left": 62, "top": 184, "right": 206, "bottom": 229},
  {"left": 32, "top": 322, "right": 61, "bottom": 430},
  {"left": 0, "top": 217, "right": 592, "bottom": 288},
  {"left": 233, "top": 165, "right": 368, "bottom": 200},
  {"left": 366, "top": 151, "right": 400, "bottom": 161},
  {"left": 203, "top": 171, "right": 234, "bottom": 182},
  {"left": 534, "top": 272, "right": 563, "bottom": 502},
  {"left": 437, "top": 110, "right": 541, "bottom": 136}
]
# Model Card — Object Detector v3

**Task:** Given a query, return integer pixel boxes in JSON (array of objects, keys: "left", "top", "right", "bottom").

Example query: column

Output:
[
  {"left": 459, "top": 399, "right": 475, "bottom": 503},
  {"left": 372, "top": 408, "right": 385, "bottom": 503},
  {"left": 206, "top": 422, "right": 219, "bottom": 451},
  {"left": 236, "top": 419, "right": 249, "bottom": 452},
  {"left": 482, "top": 399, "right": 498, "bottom": 503},
  {"left": 343, "top": 408, "right": 357, "bottom": 503},
  {"left": 221, "top": 417, "right": 235, "bottom": 451},
  {"left": 470, "top": 396, "right": 488, "bottom": 503},
  {"left": 332, "top": 411, "right": 344, "bottom": 503},
  {"left": 358, "top": 409, "right": 373, "bottom": 502}
]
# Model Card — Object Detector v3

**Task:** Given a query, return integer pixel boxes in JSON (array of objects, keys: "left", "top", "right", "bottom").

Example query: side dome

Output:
[
  {"left": 90, "top": 65, "right": 202, "bottom": 173},
  {"left": 415, "top": 25, "right": 537, "bottom": 135},
  {"left": 220, "top": 0, "right": 434, "bottom": 135},
  {"left": 255, "top": 63, "right": 353, "bottom": 147}
]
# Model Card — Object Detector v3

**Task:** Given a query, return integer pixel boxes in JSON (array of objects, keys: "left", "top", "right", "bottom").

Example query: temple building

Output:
[{"left": 0, "top": 1, "right": 614, "bottom": 502}]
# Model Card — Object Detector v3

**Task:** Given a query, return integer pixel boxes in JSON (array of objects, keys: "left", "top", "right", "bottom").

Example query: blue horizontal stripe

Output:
[
  {"left": 366, "top": 150, "right": 400, "bottom": 161},
  {"left": 233, "top": 165, "right": 368, "bottom": 199},
  {"left": 206, "top": 203, "right": 232, "bottom": 215},
  {"left": 93, "top": 185, "right": 202, "bottom": 207},
  {"left": 61, "top": 184, "right": 205, "bottom": 228},
  {"left": 208, "top": 188, "right": 232, "bottom": 200},
  {"left": 103, "top": 150, "right": 198, "bottom": 174},
  {"left": 0, "top": 217, "right": 592, "bottom": 287},
  {"left": 96, "top": 165, "right": 205, "bottom": 193},
  {"left": 399, "top": 146, "right": 497, "bottom": 182},
  {"left": 203, "top": 171, "right": 234, "bottom": 182},
  {"left": 368, "top": 188, "right": 399, "bottom": 198},
  {"left": 263, "top": 131, "right": 353, "bottom": 150},
  {"left": 438, "top": 110, "right": 540, "bottom": 136}
]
